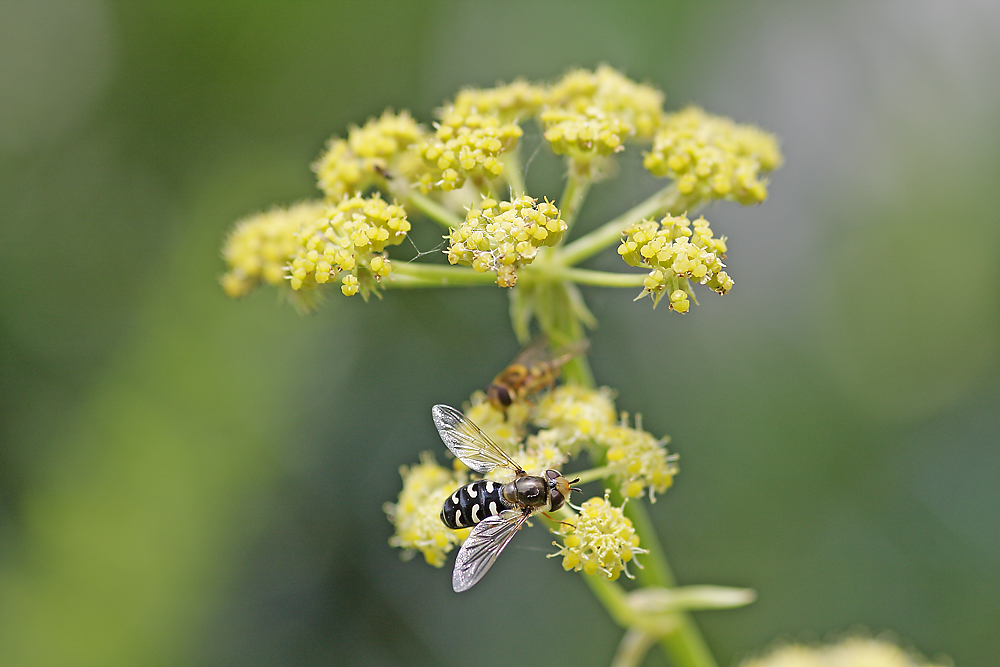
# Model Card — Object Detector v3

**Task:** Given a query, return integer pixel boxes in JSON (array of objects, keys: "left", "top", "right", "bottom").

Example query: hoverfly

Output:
[
  {"left": 486, "top": 336, "right": 589, "bottom": 410},
  {"left": 433, "top": 404, "right": 579, "bottom": 592}
]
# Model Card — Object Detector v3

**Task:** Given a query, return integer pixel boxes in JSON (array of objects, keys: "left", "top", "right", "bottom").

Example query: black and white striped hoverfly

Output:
[{"left": 433, "top": 404, "right": 580, "bottom": 592}]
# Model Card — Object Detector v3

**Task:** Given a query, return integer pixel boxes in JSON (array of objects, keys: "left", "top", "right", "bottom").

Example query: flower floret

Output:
[
  {"left": 532, "top": 385, "right": 618, "bottom": 454},
  {"left": 221, "top": 200, "right": 327, "bottom": 298},
  {"left": 447, "top": 195, "right": 566, "bottom": 287},
  {"left": 644, "top": 107, "right": 782, "bottom": 205},
  {"left": 739, "top": 637, "right": 950, "bottom": 667},
  {"left": 547, "top": 65, "right": 666, "bottom": 139},
  {"left": 453, "top": 80, "right": 547, "bottom": 123},
  {"left": 600, "top": 414, "right": 677, "bottom": 501},
  {"left": 552, "top": 493, "right": 646, "bottom": 580},
  {"left": 288, "top": 194, "right": 409, "bottom": 298},
  {"left": 313, "top": 110, "right": 427, "bottom": 200},
  {"left": 418, "top": 110, "right": 522, "bottom": 192},
  {"left": 619, "top": 214, "right": 731, "bottom": 310},
  {"left": 384, "top": 452, "right": 470, "bottom": 567},
  {"left": 541, "top": 107, "right": 630, "bottom": 161}
]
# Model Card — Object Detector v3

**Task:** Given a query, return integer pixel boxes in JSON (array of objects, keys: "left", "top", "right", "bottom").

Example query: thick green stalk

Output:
[{"left": 620, "top": 498, "right": 719, "bottom": 667}]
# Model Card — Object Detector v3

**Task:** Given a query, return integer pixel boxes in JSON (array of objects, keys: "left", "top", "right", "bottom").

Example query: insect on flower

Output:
[
  {"left": 486, "top": 336, "right": 589, "bottom": 410},
  {"left": 433, "top": 404, "right": 580, "bottom": 591}
]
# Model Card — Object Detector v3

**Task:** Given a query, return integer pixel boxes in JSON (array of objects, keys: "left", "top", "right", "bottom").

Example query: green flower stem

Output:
[
  {"left": 620, "top": 497, "right": 719, "bottom": 667},
  {"left": 388, "top": 262, "right": 497, "bottom": 287},
  {"left": 502, "top": 150, "right": 527, "bottom": 197},
  {"left": 572, "top": 465, "right": 613, "bottom": 485},
  {"left": 612, "top": 629, "right": 658, "bottom": 667},
  {"left": 561, "top": 268, "right": 647, "bottom": 288},
  {"left": 404, "top": 191, "right": 464, "bottom": 229},
  {"left": 558, "top": 171, "right": 592, "bottom": 234},
  {"left": 559, "top": 330, "right": 718, "bottom": 667},
  {"left": 557, "top": 184, "right": 686, "bottom": 266}
]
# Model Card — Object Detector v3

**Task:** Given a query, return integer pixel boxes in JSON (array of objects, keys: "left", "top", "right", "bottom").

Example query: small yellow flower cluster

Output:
[
  {"left": 739, "top": 638, "right": 949, "bottom": 667},
  {"left": 603, "top": 414, "right": 678, "bottom": 501},
  {"left": 220, "top": 201, "right": 327, "bottom": 298},
  {"left": 644, "top": 107, "right": 782, "bottom": 205},
  {"left": 418, "top": 110, "right": 523, "bottom": 192},
  {"left": 547, "top": 65, "right": 665, "bottom": 139},
  {"left": 383, "top": 453, "right": 470, "bottom": 567},
  {"left": 463, "top": 391, "right": 531, "bottom": 452},
  {"left": 619, "top": 214, "right": 732, "bottom": 311},
  {"left": 552, "top": 493, "right": 646, "bottom": 580},
  {"left": 453, "top": 80, "right": 547, "bottom": 123},
  {"left": 540, "top": 107, "right": 629, "bottom": 162},
  {"left": 533, "top": 384, "right": 618, "bottom": 453},
  {"left": 313, "top": 110, "right": 426, "bottom": 200},
  {"left": 447, "top": 195, "right": 566, "bottom": 287},
  {"left": 288, "top": 195, "right": 410, "bottom": 297}
]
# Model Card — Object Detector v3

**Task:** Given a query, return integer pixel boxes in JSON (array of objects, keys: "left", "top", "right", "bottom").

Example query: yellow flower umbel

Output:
[
  {"left": 383, "top": 453, "right": 470, "bottom": 567},
  {"left": 619, "top": 214, "right": 732, "bottom": 311},
  {"left": 644, "top": 106, "right": 782, "bottom": 205},
  {"left": 547, "top": 65, "right": 665, "bottom": 140},
  {"left": 220, "top": 200, "right": 327, "bottom": 299},
  {"left": 418, "top": 109, "right": 523, "bottom": 192},
  {"left": 452, "top": 80, "right": 547, "bottom": 123},
  {"left": 533, "top": 384, "right": 618, "bottom": 453},
  {"left": 540, "top": 107, "right": 629, "bottom": 162},
  {"left": 552, "top": 493, "right": 646, "bottom": 580},
  {"left": 313, "top": 110, "right": 427, "bottom": 201},
  {"left": 447, "top": 195, "right": 566, "bottom": 287},
  {"left": 288, "top": 194, "right": 410, "bottom": 298},
  {"left": 601, "top": 414, "right": 678, "bottom": 501},
  {"left": 739, "top": 637, "right": 950, "bottom": 667}
]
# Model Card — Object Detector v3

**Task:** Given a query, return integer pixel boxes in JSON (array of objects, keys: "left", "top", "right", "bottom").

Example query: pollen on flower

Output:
[
  {"left": 418, "top": 109, "right": 522, "bottom": 192},
  {"left": 644, "top": 107, "right": 782, "bottom": 205},
  {"left": 221, "top": 200, "right": 328, "bottom": 298},
  {"left": 313, "top": 110, "right": 428, "bottom": 201},
  {"left": 384, "top": 452, "right": 470, "bottom": 568},
  {"left": 600, "top": 414, "right": 677, "bottom": 501},
  {"left": 287, "top": 194, "right": 409, "bottom": 299},
  {"left": 619, "top": 214, "right": 731, "bottom": 310},
  {"left": 738, "top": 637, "right": 950, "bottom": 667},
  {"left": 551, "top": 493, "right": 646, "bottom": 581},
  {"left": 446, "top": 195, "right": 566, "bottom": 287},
  {"left": 533, "top": 385, "right": 618, "bottom": 454}
]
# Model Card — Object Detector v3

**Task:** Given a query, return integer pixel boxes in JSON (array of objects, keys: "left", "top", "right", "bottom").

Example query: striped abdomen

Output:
[{"left": 440, "top": 480, "right": 510, "bottom": 529}]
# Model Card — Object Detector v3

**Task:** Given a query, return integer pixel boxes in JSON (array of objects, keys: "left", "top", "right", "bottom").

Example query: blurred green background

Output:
[{"left": 1, "top": 1, "right": 998, "bottom": 666}]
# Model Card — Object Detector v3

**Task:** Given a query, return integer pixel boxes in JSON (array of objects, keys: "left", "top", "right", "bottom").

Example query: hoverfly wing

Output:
[
  {"left": 452, "top": 509, "right": 530, "bottom": 592},
  {"left": 507, "top": 334, "right": 553, "bottom": 370},
  {"left": 432, "top": 404, "right": 523, "bottom": 475}
]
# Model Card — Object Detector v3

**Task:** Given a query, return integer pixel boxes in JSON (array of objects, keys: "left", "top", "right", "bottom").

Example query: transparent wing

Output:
[
  {"left": 511, "top": 335, "right": 589, "bottom": 370},
  {"left": 507, "top": 334, "right": 553, "bottom": 370},
  {"left": 432, "top": 404, "right": 522, "bottom": 474},
  {"left": 452, "top": 509, "right": 530, "bottom": 592}
]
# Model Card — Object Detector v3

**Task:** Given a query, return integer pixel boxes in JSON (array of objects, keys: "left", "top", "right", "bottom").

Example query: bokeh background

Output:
[{"left": 1, "top": 1, "right": 998, "bottom": 666}]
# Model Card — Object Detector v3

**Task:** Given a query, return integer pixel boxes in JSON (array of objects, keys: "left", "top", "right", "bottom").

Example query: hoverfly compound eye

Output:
[
  {"left": 549, "top": 489, "right": 565, "bottom": 512},
  {"left": 545, "top": 470, "right": 560, "bottom": 481},
  {"left": 497, "top": 386, "right": 512, "bottom": 407}
]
